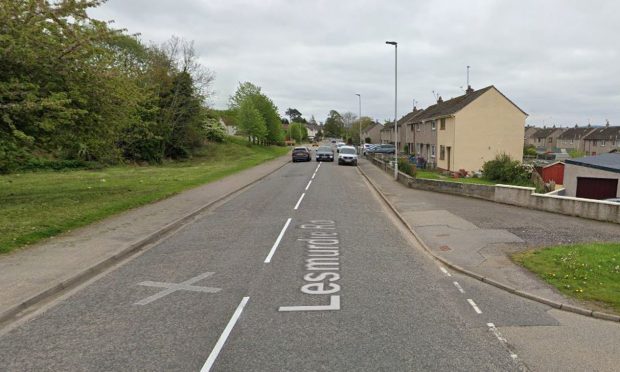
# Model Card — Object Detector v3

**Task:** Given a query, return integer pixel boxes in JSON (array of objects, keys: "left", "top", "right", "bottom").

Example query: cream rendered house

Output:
[{"left": 409, "top": 86, "right": 527, "bottom": 172}]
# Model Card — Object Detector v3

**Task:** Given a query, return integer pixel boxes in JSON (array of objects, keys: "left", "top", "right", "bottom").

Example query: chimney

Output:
[
  {"left": 465, "top": 85, "right": 474, "bottom": 94},
  {"left": 437, "top": 96, "right": 443, "bottom": 104},
  {"left": 574, "top": 124, "right": 578, "bottom": 129},
  {"left": 606, "top": 119, "right": 610, "bottom": 127}
]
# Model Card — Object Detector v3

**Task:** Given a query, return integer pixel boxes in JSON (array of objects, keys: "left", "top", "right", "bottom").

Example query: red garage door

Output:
[{"left": 576, "top": 177, "right": 618, "bottom": 199}]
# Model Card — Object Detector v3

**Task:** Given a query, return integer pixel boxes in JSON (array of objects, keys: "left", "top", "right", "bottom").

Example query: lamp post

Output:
[
  {"left": 355, "top": 93, "right": 361, "bottom": 153},
  {"left": 386, "top": 41, "right": 398, "bottom": 179}
]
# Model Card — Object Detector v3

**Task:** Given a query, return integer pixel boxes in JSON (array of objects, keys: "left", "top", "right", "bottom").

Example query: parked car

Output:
[
  {"left": 338, "top": 146, "right": 358, "bottom": 166},
  {"left": 335, "top": 142, "right": 346, "bottom": 152},
  {"left": 292, "top": 147, "right": 311, "bottom": 162},
  {"left": 367, "top": 144, "right": 395, "bottom": 154},
  {"left": 315, "top": 146, "right": 335, "bottom": 162},
  {"left": 363, "top": 143, "right": 378, "bottom": 155}
]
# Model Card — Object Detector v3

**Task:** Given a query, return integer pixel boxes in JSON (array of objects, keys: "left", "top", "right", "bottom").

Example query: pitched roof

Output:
[
  {"left": 410, "top": 86, "right": 526, "bottom": 122},
  {"left": 363, "top": 122, "right": 383, "bottom": 133},
  {"left": 558, "top": 127, "right": 596, "bottom": 140},
  {"left": 565, "top": 153, "right": 620, "bottom": 173},
  {"left": 583, "top": 126, "right": 620, "bottom": 141},
  {"left": 530, "top": 127, "right": 564, "bottom": 139}
]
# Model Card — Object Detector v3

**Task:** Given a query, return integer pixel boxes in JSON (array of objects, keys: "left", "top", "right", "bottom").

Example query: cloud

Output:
[{"left": 90, "top": 0, "right": 620, "bottom": 126}]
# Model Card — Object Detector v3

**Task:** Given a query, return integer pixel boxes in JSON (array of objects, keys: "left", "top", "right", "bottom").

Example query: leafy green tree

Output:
[
  {"left": 237, "top": 99, "right": 267, "bottom": 143},
  {"left": 229, "top": 82, "right": 282, "bottom": 145},
  {"left": 323, "top": 110, "right": 343, "bottom": 138},
  {"left": 288, "top": 123, "right": 304, "bottom": 143}
]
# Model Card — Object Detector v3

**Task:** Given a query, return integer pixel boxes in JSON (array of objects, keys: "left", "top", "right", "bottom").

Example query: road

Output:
[{"left": 0, "top": 157, "right": 600, "bottom": 371}]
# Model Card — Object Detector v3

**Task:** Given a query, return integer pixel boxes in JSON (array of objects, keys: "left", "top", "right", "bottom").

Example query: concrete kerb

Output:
[
  {"left": 0, "top": 157, "right": 291, "bottom": 326},
  {"left": 357, "top": 164, "right": 620, "bottom": 323}
]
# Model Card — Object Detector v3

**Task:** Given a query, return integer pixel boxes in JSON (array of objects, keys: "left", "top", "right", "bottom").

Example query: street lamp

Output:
[
  {"left": 355, "top": 93, "right": 361, "bottom": 152},
  {"left": 386, "top": 41, "right": 398, "bottom": 179}
]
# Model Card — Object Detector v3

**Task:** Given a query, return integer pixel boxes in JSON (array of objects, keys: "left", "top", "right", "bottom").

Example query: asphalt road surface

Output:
[{"left": 0, "top": 158, "right": 571, "bottom": 371}]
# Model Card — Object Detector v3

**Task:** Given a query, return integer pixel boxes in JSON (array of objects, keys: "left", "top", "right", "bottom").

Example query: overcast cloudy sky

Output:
[{"left": 91, "top": 0, "right": 619, "bottom": 127}]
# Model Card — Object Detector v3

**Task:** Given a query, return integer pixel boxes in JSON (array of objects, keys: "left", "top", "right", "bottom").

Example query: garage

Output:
[
  {"left": 563, "top": 153, "right": 620, "bottom": 199},
  {"left": 576, "top": 177, "right": 618, "bottom": 199}
]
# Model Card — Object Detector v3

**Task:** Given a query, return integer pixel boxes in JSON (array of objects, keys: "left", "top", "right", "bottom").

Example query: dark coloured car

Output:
[
  {"left": 315, "top": 146, "right": 334, "bottom": 162},
  {"left": 367, "top": 144, "right": 396, "bottom": 154},
  {"left": 292, "top": 147, "right": 311, "bottom": 162}
]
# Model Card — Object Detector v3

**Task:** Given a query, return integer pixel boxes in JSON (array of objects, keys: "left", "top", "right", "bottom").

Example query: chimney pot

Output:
[
  {"left": 437, "top": 96, "right": 443, "bottom": 104},
  {"left": 465, "top": 85, "right": 474, "bottom": 94}
]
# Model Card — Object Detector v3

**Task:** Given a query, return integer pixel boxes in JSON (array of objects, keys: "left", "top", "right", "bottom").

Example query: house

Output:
[
  {"left": 218, "top": 118, "right": 237, "bottom": 136},
  {"left": 361, "top": 122, "right": 383, "bottom": 144},
  {"left": 527, "top": 126, "right": 566, "bottom": 151},
  {"left": 380, "top": 122, "right": 394, "bottom": 144},
  {"left": 564, "top": 153, "right": 620, "bottom": 199},
  {"left": 380, "top": 110, "right": 423, "bottom": 149},
  {"left": 524, "top": 125, "right": 539, "bottom": 142},
  {"left": 305, "top": 122, "right": 320, "bottom": 140},
  {"left": 556, "top": 125, "right": 596, "bottom": 152},
  {"left": 582, "top": 123, "right": 620, "bottom": 156},
  {"left": 406, "top": 85, "right": 527, "bottom": 171}
]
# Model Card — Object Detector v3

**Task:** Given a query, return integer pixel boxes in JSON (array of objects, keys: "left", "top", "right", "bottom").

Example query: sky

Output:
[{"left": 90, "top": 0, "right": 620, "bottom": 127}]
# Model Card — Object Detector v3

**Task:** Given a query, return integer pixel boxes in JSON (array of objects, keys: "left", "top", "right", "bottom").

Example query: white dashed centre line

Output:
[
  {"left": 467, "top": 298, "right": 482, "bottom": 314},
  {"left": 453, "top": 281, "right": 465, "bottom": 293},
  {"left": 264, "top": 218, "right": 292, "bottom": 263},
  {"left": 305, "top": 180, "right": 312, "bottom": 191},
  {"left": 440, "top": 267, "right": 452, "bottom": 276},
  {"left": 200, "top": 296, "right": 250, "bottom": 372},
  {"left": 294, "top": 193, "right": 305, "bottom": 210}
]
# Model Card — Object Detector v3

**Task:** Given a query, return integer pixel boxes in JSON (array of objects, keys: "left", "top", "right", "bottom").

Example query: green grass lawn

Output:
[
  {"left": 415, "top": 170, "right": 497, "bottom": 185},
  {"left": 0, "top": 137, "right": 289, "bottom": 254},
  {"left": 512, "top": 243, "right": 620, "bottom": 313}
]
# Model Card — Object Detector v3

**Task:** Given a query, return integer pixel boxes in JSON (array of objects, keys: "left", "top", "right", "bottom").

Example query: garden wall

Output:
[{"left": 368, "top": 156, "right": 620, "bottom": 224}]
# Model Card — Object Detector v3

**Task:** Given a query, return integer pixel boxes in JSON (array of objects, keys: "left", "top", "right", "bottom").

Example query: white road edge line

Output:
[
  {"left": 305, "top": 180, "right": 312, "bottom": 191},
  {"left": 453, "top": 281, "right": 465, "bottom": 293},
  {"left": 467, "top": 298, "right": 482, "bottom": 314},
  {"left": 487, "top": 323, "right": 519, "bottom": 361},
  {"left": 294, "top": 193, "right": 305, "bottom": 210},
  {"left": 440, "top": 267, "right": 452, "bottom": 276},
  {"left": 311, "top": 172, "right": 317, "bottom": 180},
  {"left": 264, "top": 218, "right": 292, "bottom": 263},
  {"left": 201, "top": 296, "right": 250, "bottom": 372}
]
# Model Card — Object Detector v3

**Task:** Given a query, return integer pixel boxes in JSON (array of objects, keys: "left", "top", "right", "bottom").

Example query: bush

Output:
[
  {"left": 398, "top": 157, "right": 416, "bottom": 177},
  {"left": 482, "top": 154, "right": 530, "bottom": 184}
]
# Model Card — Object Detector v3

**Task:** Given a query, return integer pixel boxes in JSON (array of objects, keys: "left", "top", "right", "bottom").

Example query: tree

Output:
[
  {"left": 288, "top": 123, "right": 304, "bottom": 143},
  {"left": 285, "top": 108, "right": 303, "bottom": 123},
  {"left": 323, "top": 110, "right": 343, "bottom": 138},
  {"left": 229, "top": 82, "right": 282, "bottom": 144},
  {"left": 341, "top": 112, "right": 357, "bottom": 128},
  {"left": 237, "top": 99, "right": 266, "bottom": 143}
]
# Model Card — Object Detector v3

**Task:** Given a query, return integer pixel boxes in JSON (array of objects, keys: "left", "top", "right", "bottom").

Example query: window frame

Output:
[
  {"left": 439, "top": 145, "right": 445, "bottom": 160},
  {"left": 440, "top": 118, "right": 446, "bottom": 130}
]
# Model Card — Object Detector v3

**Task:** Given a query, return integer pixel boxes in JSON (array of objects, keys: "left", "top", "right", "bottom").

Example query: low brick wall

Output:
[{"left": 367, "top": 155, "right": 620, "bottom": 224}]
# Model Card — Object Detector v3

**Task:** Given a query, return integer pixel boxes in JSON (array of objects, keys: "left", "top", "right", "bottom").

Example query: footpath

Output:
[
  {"left": 358, "top": 158, "right": 620, "bottom": 322},
  {"left": 0, "top": 154, "right": 291, "bottom": 325}
]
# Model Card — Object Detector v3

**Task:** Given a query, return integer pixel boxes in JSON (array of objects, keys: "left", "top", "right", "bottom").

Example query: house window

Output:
[
  {"left": 547, "top": 137, "right": 552, "bottom": 144},
  {"left": 415, "top": 143, "right": 421, "bottom": 154},
  {"left": 570, "top": 139, "right": 573, "bottom": 144},
  {"left": 440, "top": 145, "right": 445, "bottom": 160},
  {"left": 592, "top": 140, "right": 597, "bottom": 146},
  {"left": 416, "top": 124, "right": 420, "bottom": 132},
  {"left": 440, "top": 118, "right": 446, "bottom": 130},
  {"left": 537, "top": 138, "right": 542, "bottom": 143},
  {"left": 601, "top": 140, "right": 605, "bottom": 147},
  {"left": 431, "top": 121, "right": 436, "bottom": 131},
  {"left": 431, "top": 145, "right": 436, "bottom": 158}
]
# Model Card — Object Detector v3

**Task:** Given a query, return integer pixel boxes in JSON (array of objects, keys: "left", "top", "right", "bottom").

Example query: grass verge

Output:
[
  {"left": 0, "top": 137, "right": 289, "bottom": 254},
  {"left": 512, "top": 243, "right": 620, "bottom": 313}
]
